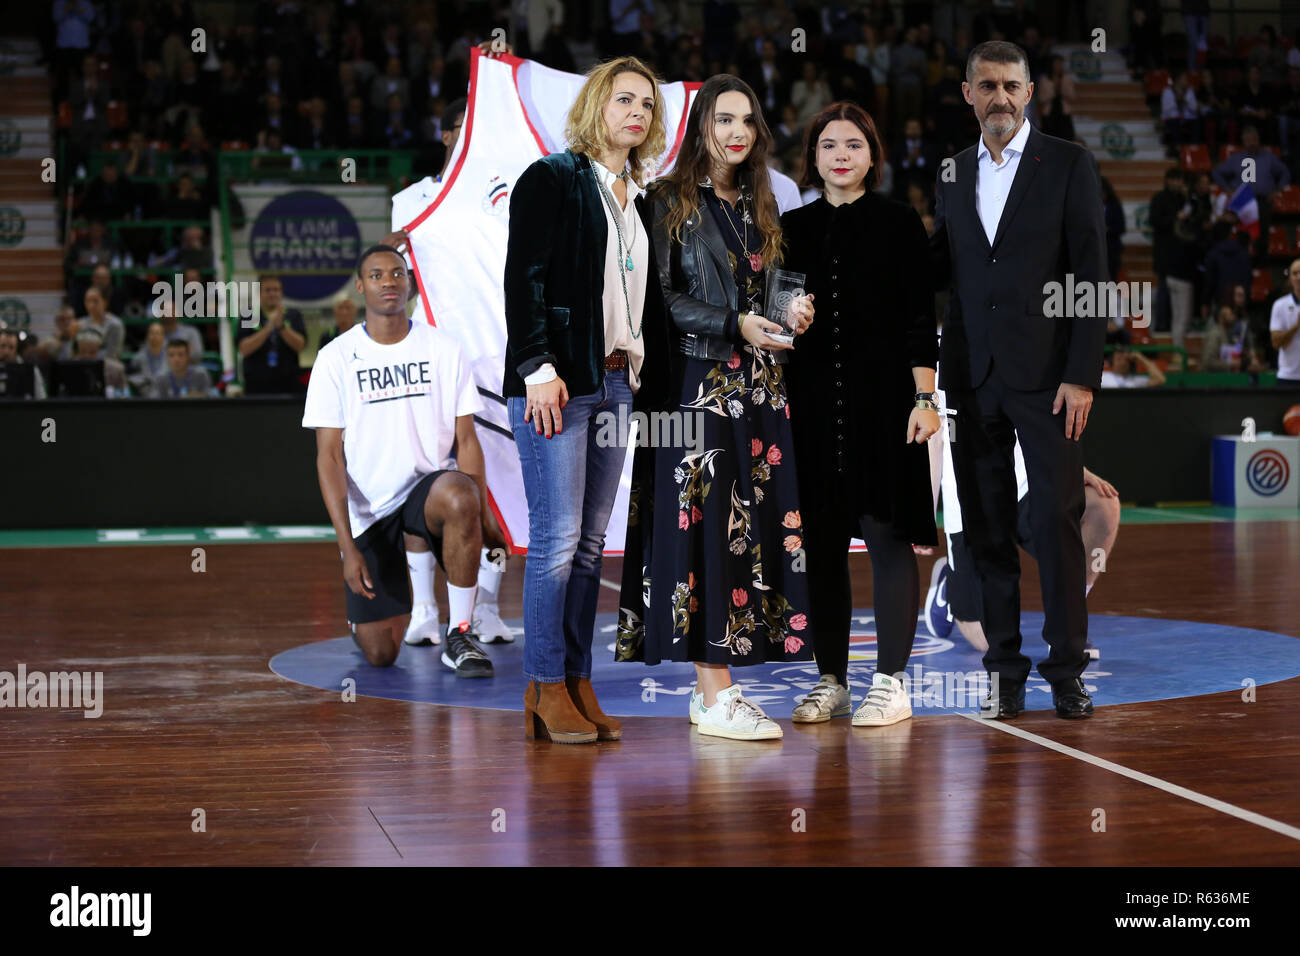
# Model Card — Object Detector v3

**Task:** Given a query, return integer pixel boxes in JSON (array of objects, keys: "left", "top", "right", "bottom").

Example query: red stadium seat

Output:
[
  {"left": 1274, "top": 185, "right": 1300, "bottom": 214},
  {"left": 106, "top": 100, "right": 127, "bottom": 128},
  {"left": 1250, "top": 269, "right": 1273, "bottom": 302},
  {"left": 57, "top": 101, "right": 70, "bottom": 129},
  {"left": 1144, "top": 70, "right": 1170, "bottom": 96},
  {"left": 1181, "top": 144, "right": 1211, "bottom": 173},
  {"left": 220, "top": 140, "right": 249, "bottom": 151},
  {"left": 1220, "top": 143, "right": 1241, "bottom": 163},
  {"left": 1185, "top": 71, "right": 1202, "bottom": 91},
  {"left": 1235, "top": 36, "right": 1259, "bottom": 59},
  {"left": 1268, "top": 226, "right": 1294, "bottom": 257}
]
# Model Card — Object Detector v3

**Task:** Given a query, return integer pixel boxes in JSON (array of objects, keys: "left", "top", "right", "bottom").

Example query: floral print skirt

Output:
[{"left": 616, "top": 346, "right": 814, "bottom": 666}]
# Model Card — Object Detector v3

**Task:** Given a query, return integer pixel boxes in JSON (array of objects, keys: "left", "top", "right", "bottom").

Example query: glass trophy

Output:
[{"left": 763, "top": 269, "right": 805, "bottom": 345}]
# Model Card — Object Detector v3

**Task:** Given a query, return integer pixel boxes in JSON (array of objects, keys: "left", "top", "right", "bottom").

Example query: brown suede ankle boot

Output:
[
  {"left": 524, "top": 679, "right": 598, "bottom": 743},
  {"left": 565, "top": 677, "right": 622, "bottom": 741}
]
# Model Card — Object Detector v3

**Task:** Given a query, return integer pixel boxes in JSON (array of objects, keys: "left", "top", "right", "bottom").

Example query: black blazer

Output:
[
  {"left": 502, "top": 149, "right": 671, "bottom": 410},
  {"left": 930, "top": 123, "right": 1107, "bottom": 393}
]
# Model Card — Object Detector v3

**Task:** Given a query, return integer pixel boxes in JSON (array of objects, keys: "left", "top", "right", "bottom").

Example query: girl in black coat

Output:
[{"left": 780, "top": 101, "right": 940, "bottom": 727}]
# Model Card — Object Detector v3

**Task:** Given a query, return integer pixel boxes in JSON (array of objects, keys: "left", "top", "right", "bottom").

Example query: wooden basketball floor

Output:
[{"left": 2, "top": 515, "right": 1299, "bottom": 867}]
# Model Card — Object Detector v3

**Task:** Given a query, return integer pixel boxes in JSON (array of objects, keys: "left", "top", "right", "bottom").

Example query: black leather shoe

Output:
[
  {"left": 1050, "top": 678, "right": 1094, "bottom": 718},
  {"left": 980, "top": 678, "right": 1026, "bottom": 719}
]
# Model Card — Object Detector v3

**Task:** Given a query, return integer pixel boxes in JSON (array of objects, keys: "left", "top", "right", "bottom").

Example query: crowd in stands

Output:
[{"left": 5, "top": 1, "right": 1295, "bottom": 400}]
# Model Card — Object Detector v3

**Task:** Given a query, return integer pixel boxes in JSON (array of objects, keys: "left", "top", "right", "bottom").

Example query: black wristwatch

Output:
[{"left": 914, "top": 391, "right": 935, "bottom": 402}]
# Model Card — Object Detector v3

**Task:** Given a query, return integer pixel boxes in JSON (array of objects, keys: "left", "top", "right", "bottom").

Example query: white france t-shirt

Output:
[{"left": 302, "top": 321, "right": 482, "bottom": 539}]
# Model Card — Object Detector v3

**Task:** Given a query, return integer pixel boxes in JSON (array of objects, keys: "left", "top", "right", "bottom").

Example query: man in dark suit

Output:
[{"left": 931, "top": 41, "right": 1106, "bottom": 720}]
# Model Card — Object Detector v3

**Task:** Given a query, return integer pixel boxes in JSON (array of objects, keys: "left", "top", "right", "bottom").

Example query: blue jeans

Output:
[{"left": 509, "top": 371, "right": 632, "bottom": 683}]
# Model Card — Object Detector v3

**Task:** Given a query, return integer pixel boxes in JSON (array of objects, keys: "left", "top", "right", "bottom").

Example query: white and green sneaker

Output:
[
  {"left": 851, "top": 672, "right": 912, "bottom": 727},
  {"left": 697, "top": 685, "right": 783, "bottom": 740},
  {"left": 689, "top": 689, "right": 704, "bottom": 724},
  {"left": 792, "top": 674, "right": 852, "bottom": 723}
]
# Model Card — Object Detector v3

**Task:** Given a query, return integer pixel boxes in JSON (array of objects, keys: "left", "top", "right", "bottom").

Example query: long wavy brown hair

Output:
[
  {"left": 659, "top": 75, "right": 782, "bottom": 268},
  {"left": 564, "top": 56, "right": 667, "bottom": 188}
]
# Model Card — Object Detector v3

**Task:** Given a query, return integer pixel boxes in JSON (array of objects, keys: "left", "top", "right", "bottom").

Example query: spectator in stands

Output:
[
  {"left": 1128, "top": 0, "right": 1162, "bottom": 74},
  {"left": 1279, "top": 67, "right": 1300, "bottom": 171},
  {"left": 1150, "top": 168, "right": 1197, "bottom": 354},
  {"left": 1248, "top": 26, "right": 1287, "bottom": 88},
  {"left": 792, "top": 61, "right": 832, "bottom": 123},
  {"left": 378, "top": 93, "right": 415, "bottom": 149},
  {"left": 1271, "top": 258, "right": 1300, "bottom": 386},
  {"left": 129, "top": 321, "right": 168, "bottom": 394},
  {"left": 300, "top": 97, "right": 333, "bottom": 151},
  {"left": 744, "top": 39, "right": 786, "bottom": 119},
  {"left": 162, "top": 174, "right": 208, "bottom": 221},
  {"left": 1102, "top": 346, "right": 1166, "bottom": 387},
  {"left": 1212, "top": 125, "right": 1291, "bottom": 261},
  {"left": 1182, "top": 0, "right": 1209, "bottom": 73},
  {"left": 1161, "top": 71, "right": 1201, "bottom": 149},
  {"left": 856, "top": 23, "right": 890, "bottom": 122},
  {"left": 1226, "top": 283, "right": 1266, "bottom": 375},
  {"left": 78, "top": 286, "right": 124, "bottom": 359},
  {"left": 1036, "top": 55, "right": 1077, "bottom": 142},
  {"left": 318, "top": 294, "right": 358, "bottom": 351},
  {"left": 1202, "top": 305, "right": 1243, "bottom": 373},
  {"left": 153, "top": 225, "right": 212, "bottom": 272},
  {"left": 120, "top": 130, "right": 160, "bottom": 179},
  {"left": 340, "top": 95, "right": 370, "bottom": 149},
  {"left": 370, "top": 56, "right": 411, "bottom": 114},
  {"left": 137, "top": 60, "right": 171, "bottom": 139},
  {"left": 153, "top": 340, "right": 212, "bottom": 398},
  {"left": 173, "top": 123, "right": 214, "bottom": 181},
  {"left": 212, "top": 60, "right": 252, "bottom": 142},
  {"left": 1196, "top": 69, "right": 1234, "bottom": 149},
  {"left": 79, "top": 162, "right": 134, "bottom": 223},
  {"left": 43, "top": 305, "right": 80, "bottom": 362},
  {"left": 53, "top": 0, "right": 95, "bottom": 103},
  {"left": 1101, "top": 177, "right": 1125, "bottom": 282},
  {"left": 335, "top": 61, "right": 365, "bottom": 111},
  {"left": 256, "top": 91, "right": 292, "bottom": 143},
  {"left": 156, "top": 297, "right": 204, "bottom": 365},
  {"left": 84, "top": 263, "right": 128, "bottom": 317},
  {"left": 237, "top": 274, "right": 305, "bottom": 394},
  {"left": 67, "top": 52, "right": 109, "bottom": 172},
  {"left": 1235, "top": 66, "right": 1278, "bottom": 144},
  {"left": 1203, "top": 220, "right": 1253, "bottom": 308},
  {"left": 889, "top": 26, "right": 927, "bottom": 136},
  {"left": 890, "top": 117, "right": 938, "bottom": 201},
  {"left": 0, "top": 329, "right": 46, "bottom": 398},
  {"left": 72, "top": 327, "right": 128, "bottom": 395}
]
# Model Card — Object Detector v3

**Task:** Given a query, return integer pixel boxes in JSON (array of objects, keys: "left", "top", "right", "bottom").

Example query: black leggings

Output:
[{"left": 802, "top": 510, "right": 921, "bottom": 685}]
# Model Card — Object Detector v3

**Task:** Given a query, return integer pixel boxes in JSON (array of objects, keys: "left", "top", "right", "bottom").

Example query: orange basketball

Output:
[{"left": 1284, "top": 405, "right": 1300, "bottom": 436}]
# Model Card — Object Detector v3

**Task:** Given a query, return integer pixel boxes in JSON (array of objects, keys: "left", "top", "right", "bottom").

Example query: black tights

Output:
[{"left": 803, "top": 511, "right": 921, "bottom": 685}]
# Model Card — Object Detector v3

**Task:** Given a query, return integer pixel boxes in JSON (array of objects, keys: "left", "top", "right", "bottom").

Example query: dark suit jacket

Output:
[
  {"left": 931, "top": 123, "right": 1106, "bottom": 392},
  {"left": 503, "top": 149, "right": 671, "bottom": 410}
]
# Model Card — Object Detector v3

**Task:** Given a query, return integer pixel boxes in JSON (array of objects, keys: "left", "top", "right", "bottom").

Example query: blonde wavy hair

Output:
[{"left": 565, "top": 57, "right": 667, "bottom": 187}]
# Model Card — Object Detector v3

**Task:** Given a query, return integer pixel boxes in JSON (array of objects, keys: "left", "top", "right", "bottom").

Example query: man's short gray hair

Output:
[{"left": 966, "top": 41, "right": 1031, "bottom": 86}]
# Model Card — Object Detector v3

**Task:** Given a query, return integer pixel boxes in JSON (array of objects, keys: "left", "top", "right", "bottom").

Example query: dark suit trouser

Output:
[{"left": 950, "top": 367, "right": 1088, "bottom": 685}]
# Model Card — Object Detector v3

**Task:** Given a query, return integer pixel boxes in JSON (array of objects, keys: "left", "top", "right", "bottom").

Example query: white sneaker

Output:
[
  {"left": 697, "top": 685, "right": 783, "bottom": 740},
  {"left": 403, "top": 602, "right": 442, "bottom": 645},
  {"left": 792, "top": 674, "right": 852, "bottom": 723},
  {"left": 475, "top": 603, "right": 515, "bottom": 643},
  {"left": 689, "top": 689, "right": 703, "bottom": 724},
  {"left": 852, "top": 672, "right": 912, "bottom": 726}
]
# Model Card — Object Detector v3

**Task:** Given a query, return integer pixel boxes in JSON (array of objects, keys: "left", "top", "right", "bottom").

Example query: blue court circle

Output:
[{"left": 270, "top": 612, "right": 1300, "bottom": 716}]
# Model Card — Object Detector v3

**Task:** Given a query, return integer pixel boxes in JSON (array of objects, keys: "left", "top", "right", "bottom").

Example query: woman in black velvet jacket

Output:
[
  {"left": 502, "top": 56, "right": 672, "bottom": 745},
  {"left": 781, "top": 101, "right": 940, "bottom": 728}
]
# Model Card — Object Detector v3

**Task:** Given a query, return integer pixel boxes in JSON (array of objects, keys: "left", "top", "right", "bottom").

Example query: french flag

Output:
[{"left": 1227, "top": 184, "right": 1260, "bottom": 239}]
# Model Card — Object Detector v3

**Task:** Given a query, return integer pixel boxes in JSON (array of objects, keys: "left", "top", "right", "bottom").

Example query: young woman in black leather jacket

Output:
[{"left": 616, "top": 75, "right": 816, "bottom": 741}]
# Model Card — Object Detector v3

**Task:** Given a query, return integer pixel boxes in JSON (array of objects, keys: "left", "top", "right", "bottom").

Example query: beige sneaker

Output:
[
  {"left": 697, "top": 685, "right": 783, "bottom": 740},
  {"left": 792, "top": 674, "right": 852, "bottom": 723},
  {"left": 851, "top": 672, "right": 912, "bottom": 727}
]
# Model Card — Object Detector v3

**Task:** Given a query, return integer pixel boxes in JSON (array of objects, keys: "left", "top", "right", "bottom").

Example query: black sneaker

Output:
[{"left": 440, "top": 622, "right": 493, "bottom": 678}]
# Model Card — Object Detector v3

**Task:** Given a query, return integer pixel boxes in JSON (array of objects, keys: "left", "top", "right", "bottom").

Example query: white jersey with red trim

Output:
[{"left": 400, "top": 49, "right": 700, "bottom": 553}]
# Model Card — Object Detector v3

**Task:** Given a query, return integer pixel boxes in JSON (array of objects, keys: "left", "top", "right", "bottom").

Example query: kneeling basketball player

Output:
[{"left": 303, "top": 244, "right": 503, "bottom": 676}]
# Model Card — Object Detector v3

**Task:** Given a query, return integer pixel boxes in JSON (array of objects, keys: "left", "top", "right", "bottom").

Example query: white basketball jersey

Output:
[{"left": 401, "top": 49, "right": 700, "bottom": 553}]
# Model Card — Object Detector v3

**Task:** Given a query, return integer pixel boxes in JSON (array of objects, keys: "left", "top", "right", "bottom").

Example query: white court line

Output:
[
  {"left": 599, "top": 578, "right": 621, "bottom": 592},
  {"left": 958, "top": 712, "right": 1300, "bottom": 841},
  {"left": 1124, "top": 507, "right": 1224, "bottom": 523}
]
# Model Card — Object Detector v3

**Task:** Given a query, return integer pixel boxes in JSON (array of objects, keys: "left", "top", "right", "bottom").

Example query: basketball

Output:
[{"left": 1285, "top": 405, "right": 1300, "bottom": 436}]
